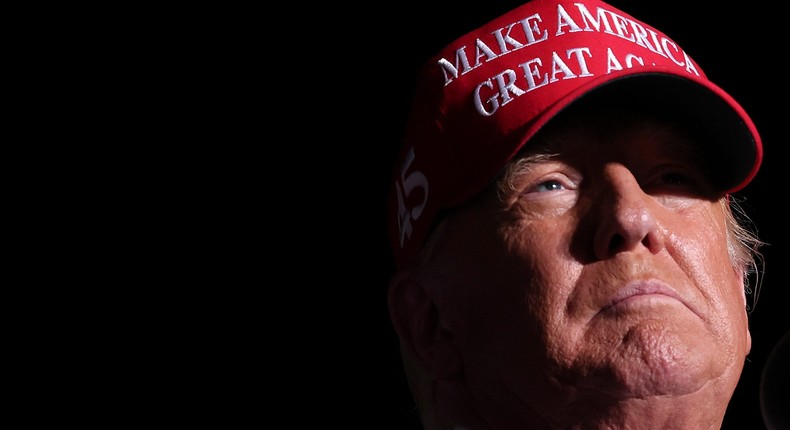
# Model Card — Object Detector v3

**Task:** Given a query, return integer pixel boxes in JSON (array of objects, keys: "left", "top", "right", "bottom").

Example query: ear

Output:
[
  {"left": 734, "top": 266, "right": 753, "bottom": 354},
  {"left": 388, "top": 272, "right": 462, "bottom": 380}
]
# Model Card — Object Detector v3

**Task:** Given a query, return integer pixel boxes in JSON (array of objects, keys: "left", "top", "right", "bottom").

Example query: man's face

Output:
[{"left": 425, "top": 110, "right": 752, "bottom": 423}]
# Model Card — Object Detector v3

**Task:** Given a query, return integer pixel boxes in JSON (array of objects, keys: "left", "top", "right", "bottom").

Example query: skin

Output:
[{"left": 389, "top": 108, "right": 752, "bottom": 429}]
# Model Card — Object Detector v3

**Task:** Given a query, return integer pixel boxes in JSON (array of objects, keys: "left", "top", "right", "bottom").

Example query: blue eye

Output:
[{"left": 534, "top": 180, "right": 565, "bottom": 192}]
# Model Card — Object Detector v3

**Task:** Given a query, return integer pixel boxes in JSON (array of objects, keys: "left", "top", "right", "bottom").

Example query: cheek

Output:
[
  {"left": 673, "top": 210, "right": 735, "bottom": 289},
  {"left": 475, "top": 219, "right": 581, "bottom": 349},
  {"left": 439, "top": 214, "right": 578, "bottom": 344},
  {"left": 669, "top": 209, "right": 750, "bottom": 342},
  {"left": 666, "top": 204, "right": 727, "bottom": 270},
  {"left": 461, "top": 220, "right": 586, "bottom": 407},
  {"left": 422, "top": 221, "right": 556, "bottom": 408}
]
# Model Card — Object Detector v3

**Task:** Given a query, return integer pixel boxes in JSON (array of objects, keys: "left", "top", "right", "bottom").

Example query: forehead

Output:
[{"left": 520, "top": 103, "right": 706, "bottom": 165}]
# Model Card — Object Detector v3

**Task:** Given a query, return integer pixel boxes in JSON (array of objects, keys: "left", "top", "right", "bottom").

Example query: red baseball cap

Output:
[{"left": 387, "top": 0, "right": 763, "bottom": 269}]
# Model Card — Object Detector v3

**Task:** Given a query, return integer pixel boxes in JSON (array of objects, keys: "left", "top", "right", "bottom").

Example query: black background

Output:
[{"left": 319, "top": 1, "right": 788, "bottom": 428}]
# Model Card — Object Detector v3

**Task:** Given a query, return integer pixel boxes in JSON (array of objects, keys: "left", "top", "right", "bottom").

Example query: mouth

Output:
[{"left": 601, "top": 280, "right": 685, "bottom": 314}]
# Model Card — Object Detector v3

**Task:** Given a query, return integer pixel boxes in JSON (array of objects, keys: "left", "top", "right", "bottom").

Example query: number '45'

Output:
[{"left": 395, "top": 147, "right": 429, "bottom": 248}]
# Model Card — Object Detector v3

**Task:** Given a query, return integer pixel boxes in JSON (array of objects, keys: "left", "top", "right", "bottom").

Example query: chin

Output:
[{"left": 605, "top": 320, "right": 740, "bottom": 397}]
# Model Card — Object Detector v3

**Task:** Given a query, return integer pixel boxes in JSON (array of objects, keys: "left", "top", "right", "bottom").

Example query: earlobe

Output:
[
  {"left": 746, "top": 326, "right": 752, "bottom": 355},
  {"left": 388, "top": 273, "right": 462, "bottom": 380}
]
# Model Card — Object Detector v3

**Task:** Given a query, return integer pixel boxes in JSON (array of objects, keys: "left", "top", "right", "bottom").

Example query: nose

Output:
[{"left": 593, "top": 163, "right": 664, "bottom": 260}]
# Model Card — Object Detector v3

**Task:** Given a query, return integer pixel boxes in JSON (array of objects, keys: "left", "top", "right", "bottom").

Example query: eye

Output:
[
  {"left": 643, "top": 166, "right": 705, "bottom": 196},
  {"left": 659, "top": 171, "right": 692, "bottom": 186},
  {"left": 520, "top": 174, "right": 578, "bottom": 200},
  {"left": 516, "top": 173, "right": 578, "bottom": 213},
  {"left": 533, "top": 179, "right": 566, "bottom": 193},
  {"left": 509, "top": 159, "right": 579, "bottom": 204}
]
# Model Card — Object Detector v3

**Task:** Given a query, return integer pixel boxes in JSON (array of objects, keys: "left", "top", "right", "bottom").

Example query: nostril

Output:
[{"left": 609, "top": 234, "right": 624, "bottom": 254}]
